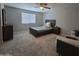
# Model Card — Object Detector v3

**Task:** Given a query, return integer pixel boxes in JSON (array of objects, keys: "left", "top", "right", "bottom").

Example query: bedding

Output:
[
  {"left": 44, "top": 22, "right": 52, "bottom": 28},
  {"left": 31, "top": 26, "right": 53, "bottom": 31}
]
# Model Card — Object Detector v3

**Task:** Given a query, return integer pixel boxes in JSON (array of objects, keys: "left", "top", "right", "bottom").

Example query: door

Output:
[{"left": 0, "top": 3, "right": 3, "bottom": 45}]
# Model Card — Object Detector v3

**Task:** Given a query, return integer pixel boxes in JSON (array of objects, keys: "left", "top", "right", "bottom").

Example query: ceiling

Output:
[{"left": 4, "top": 3, "right": 79, "bottom": 12}]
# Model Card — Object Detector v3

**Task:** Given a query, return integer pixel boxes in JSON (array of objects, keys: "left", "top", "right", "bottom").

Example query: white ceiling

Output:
[{"left": 4, "top": 3, "right": 79, "bottom": 12}]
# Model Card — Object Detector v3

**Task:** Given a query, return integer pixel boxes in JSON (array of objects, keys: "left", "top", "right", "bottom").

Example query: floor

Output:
[{"left": 0, "top": 31, "right": 58, "bottom": 56}]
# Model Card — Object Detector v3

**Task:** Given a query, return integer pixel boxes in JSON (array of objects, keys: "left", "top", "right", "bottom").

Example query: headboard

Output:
[{"left": 45, "top": 20, "right": 56, "bottom": 26}]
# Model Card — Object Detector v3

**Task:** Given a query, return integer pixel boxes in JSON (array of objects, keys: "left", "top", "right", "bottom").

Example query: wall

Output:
[
  {"left": 5, "top": 6, "right": 44, "bottom": 32},
  {"left": 0, "top": 3, "right": 3, "bottom": 45},
  {"left": 44, "top": 6, "right": 79, "bottom": 35},
  {"left": 56, "top": 7, "right": 79, "bottom": 35},
  {"left": 44, "top": 8, "right": 56, "bottom": 20}
]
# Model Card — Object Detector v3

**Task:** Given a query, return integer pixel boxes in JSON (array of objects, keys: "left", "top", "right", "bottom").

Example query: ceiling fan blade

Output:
[{"left": 44, "top": 7, "right": 51, "bottom": 9}]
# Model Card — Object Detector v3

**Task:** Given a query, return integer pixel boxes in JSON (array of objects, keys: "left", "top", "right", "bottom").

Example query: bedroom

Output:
[{"left": 0, "top": 3, "right": 79, "bottom": 56}]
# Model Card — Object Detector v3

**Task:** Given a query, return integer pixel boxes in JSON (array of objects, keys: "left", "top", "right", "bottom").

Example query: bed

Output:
[{"left": 29, "top": 20, "right": 56, "bottom": 37}]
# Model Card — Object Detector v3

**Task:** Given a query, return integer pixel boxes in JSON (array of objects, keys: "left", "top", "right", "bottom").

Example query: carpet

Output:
[{"left": 0, "top": 31, "right": 58, "bottom": 56}]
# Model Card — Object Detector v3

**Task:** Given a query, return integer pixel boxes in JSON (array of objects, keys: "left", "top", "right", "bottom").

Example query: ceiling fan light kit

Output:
[
  {"left": 39, "top": 3, "right": 51, "bottom": 10},
  {"left": 40, "top": 7, "right": 44, "bottom": 10}
]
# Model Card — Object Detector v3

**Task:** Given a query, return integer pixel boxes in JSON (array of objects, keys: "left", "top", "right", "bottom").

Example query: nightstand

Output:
[{"left": 53, "top": 27, "right": 61, "bottom": 35}]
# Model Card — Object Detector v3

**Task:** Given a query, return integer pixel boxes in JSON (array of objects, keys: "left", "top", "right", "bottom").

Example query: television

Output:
[{"left": 2, "top": 8, "right": 6, "bottom": 26}]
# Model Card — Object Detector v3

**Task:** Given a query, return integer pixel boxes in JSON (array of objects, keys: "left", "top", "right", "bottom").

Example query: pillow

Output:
[
  {"left": 45, "top": 22, "right": 51, "bottom": 28},
  {"left": 50, "top": 22, "right": 55, "bottom": 27}
]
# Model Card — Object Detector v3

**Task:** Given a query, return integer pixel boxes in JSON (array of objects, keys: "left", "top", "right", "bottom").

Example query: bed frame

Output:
[
  {"left": 29, "top": 27, "right": 54, "bottom": 37},
  {"left": 29, "top": 20, "right": 58, "bottom": 37}
]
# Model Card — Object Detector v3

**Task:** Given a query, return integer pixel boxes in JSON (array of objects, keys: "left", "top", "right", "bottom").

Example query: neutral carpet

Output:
[{"left": 0, "top": 31, "right": 58, "bottom": 56}]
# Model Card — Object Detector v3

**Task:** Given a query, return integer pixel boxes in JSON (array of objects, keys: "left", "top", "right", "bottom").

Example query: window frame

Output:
[{"left": 21, "top": 12, "right": 36, "bottom": 24}]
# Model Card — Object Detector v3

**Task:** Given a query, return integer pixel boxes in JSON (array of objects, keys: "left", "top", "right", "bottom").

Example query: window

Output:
[{"left": 22, "top": 13, "right": 36, "bottom": 24}]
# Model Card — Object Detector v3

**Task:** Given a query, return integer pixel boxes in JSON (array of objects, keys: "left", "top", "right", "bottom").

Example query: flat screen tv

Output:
[{"left": 2, "top": 8, "right": 6, "bottom": 26}]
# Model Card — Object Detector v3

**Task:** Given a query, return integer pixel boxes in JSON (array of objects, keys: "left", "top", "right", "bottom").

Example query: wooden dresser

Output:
[{"left": 2, "top": 25, "right": 13, "bottom": 41}]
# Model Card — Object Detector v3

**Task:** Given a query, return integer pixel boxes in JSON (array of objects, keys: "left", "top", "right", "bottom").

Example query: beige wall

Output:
[
  {"left": 44, "top": 6, "right": 79, "bottom": 35},
  {"left": 56, "top": 7, "right": 79, "bottom": 35}
]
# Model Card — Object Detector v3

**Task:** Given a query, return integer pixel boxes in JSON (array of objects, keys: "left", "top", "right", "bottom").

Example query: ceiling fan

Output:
[{"left": 35, "top": 3, "right": 51, "bottom": 10}]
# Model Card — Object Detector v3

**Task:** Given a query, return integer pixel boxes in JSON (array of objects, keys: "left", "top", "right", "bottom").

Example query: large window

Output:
[{"left": 22, "top": 13, "right": 36, "bottom": 24}]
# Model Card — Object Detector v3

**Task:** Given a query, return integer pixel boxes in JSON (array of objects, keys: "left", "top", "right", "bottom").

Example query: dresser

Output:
[
  {"left": 57, "top": 36, "right": 79, "bottom": 56},
  {"left": 2, "top": 25, "right": 13, "bottom": 41}
]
